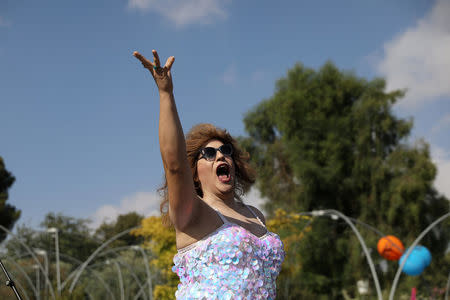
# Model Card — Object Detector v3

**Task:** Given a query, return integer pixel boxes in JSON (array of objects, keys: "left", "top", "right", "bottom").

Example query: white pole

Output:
[
  {"left": 389, "top": 212, "right": 450, "bottom": 300},
  {"left": 69, "top": 226, "right": 140, "bottom": 293},
  {"left": 113, "top": 261, "right": 125, "bottom": 300},
  {"left": 48, "top": 228, "right": 61, "bottom": 296},
  {"left": 34, "top": 265, "right": 40, "bottom": 300},
  {"left": 132, "top": 245, "right": 153, "bottom": 300},
  {"left": 321, "top": 210, "right": 382, "bottom": 300},
  {"left": 44, "top": 252, "right": 48, "bottom": 300},
  {"left": 34, "top": 249, "right": 48, "bottom": 300}
]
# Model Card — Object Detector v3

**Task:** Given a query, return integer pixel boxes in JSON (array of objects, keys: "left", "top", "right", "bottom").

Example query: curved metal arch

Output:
[
  {"left": 9, "top": 250, "right": 117, "bottom": 300},
  {"left": 96, "top": 246, "right": 150, "bottom": 300},
  {"left": 389, "top": 212, "right": 450, "bottom": 300},
  {"left": 323, "top": 210, "right": 382, "bottom": 300},
  {"left": 69, "top": 226, "right": 141, "bottom": 293},
  {"left": 63, "top": 244, "right": 151, "bottom": 298},
  {"left": 296, "top": 210, "right": 383, "bottom": 300},
  {"left": 1, "top": 259, "right": 31, "bottom": 300},
  {"left": 56, "top": 252, "right": 117, "bottom": 300},
  {"left": 0, "top": 225, "right": 56, "bottom": 300},
  {"left": 2, "top": 256, "right": 38, "bottom": 296}
]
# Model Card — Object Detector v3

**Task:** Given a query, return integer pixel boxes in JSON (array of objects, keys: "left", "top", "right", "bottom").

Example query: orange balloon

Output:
[{"left": 377, "top": 235, "right": 404, "bottom": 261}]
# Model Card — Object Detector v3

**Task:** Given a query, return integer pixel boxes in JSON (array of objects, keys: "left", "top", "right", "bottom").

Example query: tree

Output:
[
  {"left": 0, "top": 156, "right": 21, "bottom": 243},
  {"left": 241, "top": 61, "right": 450, "bottom": 298},
  {"left": 94, "top": 212, "right": 144, "bottom": 247},
  {"left": 2, "top": 212, "right": 150, "bottom": 299},
  {"left": 132, "top": 216, "right": 177, "bottom": 300}
]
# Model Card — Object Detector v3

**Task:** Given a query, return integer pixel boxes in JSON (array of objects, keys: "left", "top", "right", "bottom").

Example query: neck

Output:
[{"left": 202, "top": 191, "right": 237, "bottom": 210}]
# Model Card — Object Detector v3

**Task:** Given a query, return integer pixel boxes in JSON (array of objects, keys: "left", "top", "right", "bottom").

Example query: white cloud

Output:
[
  {"left": 90, "top": 191, "right": 161, "bottom": 229},
  {"left": 89, "top": 187, "right": 269, "bottom": 230},
  {"left": 221, "top": 63, "right": 237, "bottom": 85},
  {"left": 128, "top": 0, "right": 229, "bottom": 27},
  {"left": 376, "top": 0, "right": 450, "bottom": 109},
  {"left": 431, "top": 145, "right": 450, "bottom": 199}
]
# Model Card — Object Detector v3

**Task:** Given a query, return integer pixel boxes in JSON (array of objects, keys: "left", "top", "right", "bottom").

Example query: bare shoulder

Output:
[{"left": 245, "top": 204, "right": 266, "bottom": 225}]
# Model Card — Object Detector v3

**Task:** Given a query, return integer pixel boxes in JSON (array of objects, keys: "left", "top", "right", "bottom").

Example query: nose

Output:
[{"left": 215, "top": 149, "right": 226, "bottom": 161}]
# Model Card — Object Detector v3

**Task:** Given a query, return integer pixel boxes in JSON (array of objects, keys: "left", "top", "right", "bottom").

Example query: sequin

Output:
[{"left": 172, "top": 207, "right": 285, "bottom": 299}]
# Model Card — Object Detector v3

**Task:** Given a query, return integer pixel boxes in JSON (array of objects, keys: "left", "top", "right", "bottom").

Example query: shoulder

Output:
[{"left": 245, "top": 204, "right": 266, "bottom": 225}]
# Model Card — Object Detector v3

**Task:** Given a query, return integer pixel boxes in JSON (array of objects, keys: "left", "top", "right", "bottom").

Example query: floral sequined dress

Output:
[{"left": 172, "top": 205, "right": 285, "bottom": 300}]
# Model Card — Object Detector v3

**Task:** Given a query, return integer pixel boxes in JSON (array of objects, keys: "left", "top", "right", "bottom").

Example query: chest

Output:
[
  {"left": 173, "top": 224, "right": 285, "bottom": 276},
  {"left": 175, "top": 203, "right": 266, "bottom": 250}
]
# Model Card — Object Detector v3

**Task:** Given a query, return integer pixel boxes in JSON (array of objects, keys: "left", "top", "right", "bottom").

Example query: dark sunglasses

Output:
[{"left": 198, "top": 144, "right": 233, "bottom": 161}]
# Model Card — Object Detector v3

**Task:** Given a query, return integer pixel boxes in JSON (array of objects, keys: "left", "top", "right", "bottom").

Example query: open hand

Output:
[{"left": 133, "top": 49, "right": 175, "bottom": 94}]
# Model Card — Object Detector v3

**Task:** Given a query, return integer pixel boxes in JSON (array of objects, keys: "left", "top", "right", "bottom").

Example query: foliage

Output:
[
  {"left": 132, "top": 215, "right": 177, "bottom": 300},
  {"left": 5, "top": 213, "right": 100, "bottom": 262},
  {"left": 94, "top": 211, "right": 144, "bottom": 247},
  {"left": 0, "top": 156, "right": 21, "bottom": 243},
  {"left": 1, "top": 211, "right": 152, "bottom": 299},
  {"left": 265, "top": 208, "right": 315, "bottom": 299},
  {"left": 86, "top": 249, "right": 153, "bottom": 300},
  {"left": 241, "top": 61, "right": 450, "bottom": 298}
]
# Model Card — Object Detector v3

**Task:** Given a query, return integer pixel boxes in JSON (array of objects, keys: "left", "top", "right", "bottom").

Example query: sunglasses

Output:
[{"left": 198, "top": 144, "right": 233, "bottom": 161}]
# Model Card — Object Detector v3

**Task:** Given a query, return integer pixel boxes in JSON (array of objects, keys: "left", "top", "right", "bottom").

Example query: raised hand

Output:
[{"left": 133, "top": 49, "right": 175, "bottom": 94}]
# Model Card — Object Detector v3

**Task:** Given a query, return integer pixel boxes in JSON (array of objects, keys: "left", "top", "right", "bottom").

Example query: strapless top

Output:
[{"left": 172, "top": 205, "right": 285, "bottom": 299}]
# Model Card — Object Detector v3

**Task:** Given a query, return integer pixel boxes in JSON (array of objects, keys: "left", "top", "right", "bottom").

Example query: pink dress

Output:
[{"left": 172, "top": 205, "right": 285, "bottom": 299}]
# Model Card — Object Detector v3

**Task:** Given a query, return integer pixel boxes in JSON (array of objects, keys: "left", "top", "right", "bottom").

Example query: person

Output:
[{"left": 133, "top": 49, "right": 285, "bottom": 300}]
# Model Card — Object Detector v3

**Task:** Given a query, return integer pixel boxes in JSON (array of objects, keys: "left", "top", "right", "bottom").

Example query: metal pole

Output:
[
  {"left": 34, "top": 249, "right": 48, "bottom": 300},
  {"left": 97, "top": 246, "right": 149, "bottom": 300},
  {"left": 108, "top": 260, "right": 125, "bottom": 300},
  {"left": 44, "top": 253, "right": 48, "bottom": 300},
  {"left": 0, "top": 225, "right": 56, "bottom": 300},
  {"left": 0, "top": 258, "right": 23, "bottom": 300},
  {"left": 312, "top": 210, "right": 383, "bottom": 300},
  {"left": 389, "top": 212, "right": 450, "bottom": 300},
  {"left": 69, "top": 226, "right": 140, "bottom": 293},
  {"left": 54, "top": 254, "right": 116, "bottom": 300},
  {"left": 114, "top": 261, "right": 125, "bottom": 300},
  {"left": 3, "top": 258, "right": 38, "bottom": 299},
  {"left": 10, "top": 273, "right": 30, "bottom": 300},
  {"left": 34, "top": 265, "right": 40, "bottom": 300},
  {"left": 48, "top": 228, "right": 61, "bottom": 296},
  {"left": 132, "top": 245, "right": 153, "bottom": 300}
]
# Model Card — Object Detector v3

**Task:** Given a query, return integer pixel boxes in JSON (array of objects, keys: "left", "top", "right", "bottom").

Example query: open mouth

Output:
[{"left": 216, "top": 164, "right": 231, "bottom": 183}]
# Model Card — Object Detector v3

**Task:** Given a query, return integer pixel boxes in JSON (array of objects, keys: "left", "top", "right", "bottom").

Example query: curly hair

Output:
[{"left": 159, "top": 123, "right": 256, "bottom": 227}]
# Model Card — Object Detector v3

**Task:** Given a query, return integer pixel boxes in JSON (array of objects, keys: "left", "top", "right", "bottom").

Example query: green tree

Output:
[
  {"left": 132, "top": 215, "right": 177, "bottom": 300},
  {"left": 2, "top": 214, "right": 100, "bottom": 299},
  {"left": 94, "top": 212, "right": 144, "bottom": 248},
  {"left": 241, "top": 62, "right": 450, "bottom": 298},
  {"left": 2, "top": 212, "right": 150, "bottom": 299},
  {"left": 0, "top": 157, "right": 21, "bottom": 242},
  {"left": 5, "top": 213, "right": 100, "bottom": 261}
]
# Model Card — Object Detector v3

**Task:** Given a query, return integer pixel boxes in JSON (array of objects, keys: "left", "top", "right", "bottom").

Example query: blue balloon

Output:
[
  {"left": 399, "top": 247, "right": 426, "bottom": 276},
  {"left": 415, "top": 245, "right": 432, "bottom": 267}
]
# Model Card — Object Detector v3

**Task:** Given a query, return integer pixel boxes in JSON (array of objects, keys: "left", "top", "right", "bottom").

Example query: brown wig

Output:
[{"left": 159, "top": 123, "right": 256, "bottom": 227}]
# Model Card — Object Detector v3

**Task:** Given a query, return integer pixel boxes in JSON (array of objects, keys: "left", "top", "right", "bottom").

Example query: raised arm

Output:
[{"left": 133, "top": 50, "right": 199, "bottom": 231}]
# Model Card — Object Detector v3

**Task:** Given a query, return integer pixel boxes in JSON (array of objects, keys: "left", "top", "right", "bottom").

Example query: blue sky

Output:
[{"left": 1, "top": 0, "right": 449, "bottom": 229}]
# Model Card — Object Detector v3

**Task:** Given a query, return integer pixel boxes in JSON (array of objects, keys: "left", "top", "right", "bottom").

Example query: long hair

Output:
[{"left": 159, "top": 123, "right": 256, "bottom": 227}]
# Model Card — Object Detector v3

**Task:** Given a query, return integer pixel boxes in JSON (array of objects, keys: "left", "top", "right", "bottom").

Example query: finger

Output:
[
  {"left": 164, "top": 56, "right": 175, "bottom": 70},
  {"left": 133, "top": 51, "right": 154, "bottom": 69},
  {"left": 152, "top": 49, "right": 161, "bottom": 67}
]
